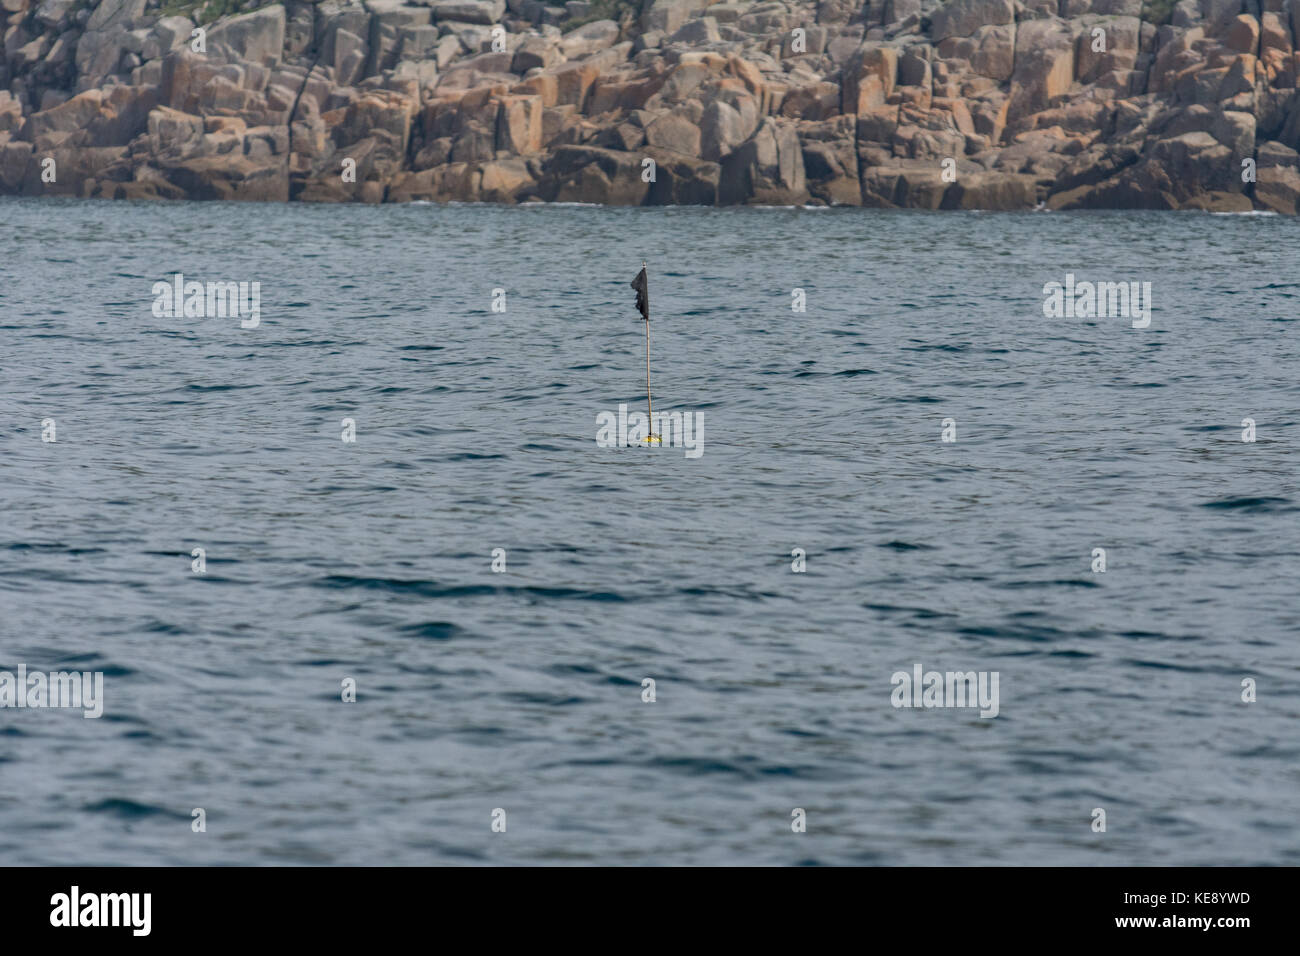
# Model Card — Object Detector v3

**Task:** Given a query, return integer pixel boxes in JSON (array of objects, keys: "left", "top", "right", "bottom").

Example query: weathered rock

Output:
[
  {"left": 541, "top": 144, "right": 651, "bottom": 204},
  {"left": 644, "top": 111, "right": 701, "bottom": 155},
  {"left": 478, "top": 157, "right": 534, "bottom": 202},
  {"left": 35, "top": 0, "right": 76, "bottom": 29},
  {"left": 512, "top": 35, "right": 561, "bottom": 72},
  {"left": 644, "top": 148, "right": 720, "bottom": 204},
  {"left": 1008, "top": 17, "right": 1076, "bottom": 123},
  {"left": 0, "top": 0, "right": 1295, "bottom": 212},
  {"left": 495, "top": 93, "right": 543, "bottom": 153},
  {"left": 207, "top": 6, "right": 287, "bottom": 66},
  {"left": 928, "top": 0, "right": 1014, "bottom": 43},
  {"left": 1254, "top": 140, "right": 1300, "bottom": 214},
  {"left": 0, "top": 92, "right": 24, "bottom": 135},
  {"left": 800, "top": 130, "right": 860, "bottom": 205},
  {"left": 642, "top": 0, "right": 708, "bottom": 34},
  {"left": 160, "top": 152, "right": 290, "bottom": 202},
  {"left": 860, "top": 160, "right": 950, "bottom": 208},
  {"left": 386, "top": 162, "right": 479, "bottom": 202},
  {"left": 558, "top": 20, "right": 619, "bottom": 58},
  {"left": 969, "top": 24, "right": 1016, "bottom": 82},
  {"left": 843, "top": 44, "right": 899, "bottom": 114},
  {"left": 86, "top": 0, "right": 146, "bottom": 33},
  {"left": 668, "top": 17, "right": 720, "bottom": 46},
  {"left": 143, "top": 16, "right": 195, "bottom": 61},
  {"left": 430, "top": 0, "right": 505, "bottom": 25},
  {"left": 719, "top": 118, "right": 807, "bottom": 204},
  {"left": 1149, "top": 130, "right": 1236, "bottom": 199},
  {"left": 549, "top": 59, "right": 601, "bottom": 109},
  {"left": 148, "top": 105, "right": 204, "bottom": 155},
  {"left": 0, "top": 140, "right": 34, "bottom": 192},
  {"left": 940, "top": 170, "right": 1037, "bottom": 208}
]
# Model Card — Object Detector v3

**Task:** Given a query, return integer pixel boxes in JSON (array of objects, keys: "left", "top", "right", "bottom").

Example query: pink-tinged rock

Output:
[
  {"left": 514, "top": 73, "right": 560, "bottom": 108},
  {"left": 542, "top": 145, "right": 651, "bottom": 205},
  {"left": 1008, "top": 18, "right": 1077, "bottom": 122},
  {"left": 495, "top": 94, "right": 543, "bottom": 154},
  {"left": 1074, "top": 16, "right": 1139, "bottom": 84},
  {"left": 548, "top": 60, "right": 601, "bottom": 109},
  {"left": 643, "top": 111, "right": 701, "bottom": 156},
  {"left": 558, "top": 19, "right": 619, "bottom": 59},
  {"left": 1223, "top": 15, "right": 1260, "bottom": 55},
  {"left": 718, "top": 118, "right": 807, "bottom": 205},
  {"left": 1254, "top": 140, "right": 1300, "bottom": 214},
  {"left": 478, "top": 157, "right": 534, "bottom": 203},
  {"left": 86, "top": 0, "right": 145, "bottom": 32},
  {"left": 207, "top": 5, "right": 287, "bottom": 66},
  {"left": 1148, "top": 27, "right": 1204, "bottom": 94},
  {"left": 21, "top": 89, "right": 105, "bottom": 149},
  {"left": 0, "top": 92, "right": 23, "bottom": 135},
  {"left": 970, "top": 23, "right": 1016, "bottom": 82},
  {"left": 929, "top": 0, "right": 1014, "bottom": 42},
  {"left": 843, "top": 45, "right": 898, "bottom": 115},
  {"left": 941, "top": 171, "right": 1038, "bottom": 209},
  {"left": 0, "top": 139, "right": 33, "bottom": 192},
  {"left": 512, "top": 36, "right": 561, "bottom": 73},
  {"left": 779, "top": 81, "right": 841, "bottom": 121}
]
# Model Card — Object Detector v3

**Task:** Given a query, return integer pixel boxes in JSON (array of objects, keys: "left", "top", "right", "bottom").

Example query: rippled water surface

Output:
[{"left": 1, "top": 197, "right": 1298, "bottom": 865}]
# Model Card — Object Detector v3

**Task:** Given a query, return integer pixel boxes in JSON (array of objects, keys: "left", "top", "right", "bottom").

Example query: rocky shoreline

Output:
[{"left": 2, "top": 0, "right": 1299, "bottom": 210}]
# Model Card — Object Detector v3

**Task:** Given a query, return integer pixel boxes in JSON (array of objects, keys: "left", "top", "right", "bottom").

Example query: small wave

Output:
[{"left": 1202, "top": 496, "right": 1292, "bottom": 513}]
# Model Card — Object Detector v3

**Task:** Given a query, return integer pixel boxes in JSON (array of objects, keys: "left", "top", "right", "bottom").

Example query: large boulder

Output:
[
  {"left": 429, "top": 0, "right": 505, "bottom": 25},
  {"left": 558, "top": 20, "right": 619, "bottom": 59},
  {"left": 1254, "top": 140, "right": 1300, "bottom": 214},
  {"left": 718, "top": 118, "right": 807, "bottom": 204},
  {"left": 35, "top": 0, "right": 77, "bottom": 28},
  {"left": 386, "top": 162, "right": 480, "bottom": 202},
  {"left": 800, "top": 128, "right": 860, "bottom": 205},
  {"left": 143, "top": 16, "right": 195, "bottom": 61},
  {"left": 1074, "top": 17, "right": 1139, "bottom": 84},
  {"left": 940, "top": 171, "right": 1038, "bottom": 209},
  {"left": 928, "top": 0, "right": 1014, "bottom": 42},
  {"left": 842, "top": 44, "right": 899, "bottom": 114},
  {"left": 22, "top": 89, "right": 108, "bottom": 149},
  {"left": 495, "top": 93, "right": 543, "bottom": 153},
  {"left": 643, "top": 111, "right": 701, "bottom": 156},
  {"left": 85, "top": 0, "right": 146, "bottom": 32},
  {"left": 539, "top": 144, "right": 651, "bottom": 204},
  {"left": 161, "top": 152, "right": 290, "bottom": 201},
  {"left": 644, "top": 149, "right": 720, "bottom": 204},
  {"left": 0, "top": 92, "right": 23, "bottom": 136},
  {"left": 478, "top": 157, "right": 534, "bottom": 203},
  {"left": 642, "top": 0, "right": 708, "bottom": 34},
  {"left": 0, "top": 140, "right": 35, "bottom": 193},
  {"left": 969, "top": 24, "right": 1017, "bottom": 82},
  {"left": 700, "top": 99, "right": 747, "bottom": 160},
  {"left": 1007, "top": 17, "right": 1077, "bottom": 123},
  {"left": 860, "top": 159, "right": 951, "bottom": 209},
  {"left": 1148, "top": 130, "right": 1237, "bottom": 200},
  {"left": 208, "top": 5, "right": 288, "bottom": 65}
]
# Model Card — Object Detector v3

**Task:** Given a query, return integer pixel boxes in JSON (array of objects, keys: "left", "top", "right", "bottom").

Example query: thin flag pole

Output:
[{"left": 643, "top": 261, "right": 653, "bottom": 431}]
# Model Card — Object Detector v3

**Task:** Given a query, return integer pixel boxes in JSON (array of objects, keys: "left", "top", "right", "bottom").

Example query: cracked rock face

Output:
[{"left": 0, "top": 0, "right": 1296, "bottom": 211}]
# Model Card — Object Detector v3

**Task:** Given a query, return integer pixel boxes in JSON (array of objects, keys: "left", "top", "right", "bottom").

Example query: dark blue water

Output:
[{"left": 2, "top": 197, "right": 1298, "bottom": 865}]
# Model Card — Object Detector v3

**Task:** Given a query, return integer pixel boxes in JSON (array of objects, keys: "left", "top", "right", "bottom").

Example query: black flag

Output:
[{"left": 631, "top": 266, "right": 649, "bottom": 321}]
